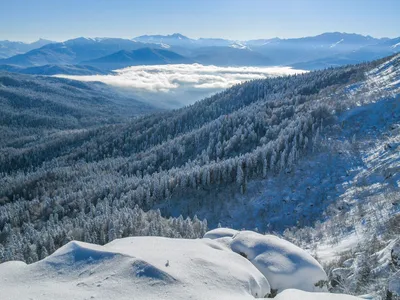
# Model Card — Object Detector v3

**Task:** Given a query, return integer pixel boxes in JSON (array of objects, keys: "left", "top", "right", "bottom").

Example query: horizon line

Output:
[{"left": 1, "top": 31, "right": 397, "bottom": 44}]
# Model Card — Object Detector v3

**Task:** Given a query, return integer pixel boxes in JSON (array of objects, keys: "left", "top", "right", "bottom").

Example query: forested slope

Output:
[{"left": 0, "top": 55, "right": 397, "bottom": 264}]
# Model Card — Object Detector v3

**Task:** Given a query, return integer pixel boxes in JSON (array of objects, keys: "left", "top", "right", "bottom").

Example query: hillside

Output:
[
  {"left": 0, "top": 53, "right": 399, "bottom": 297},
  {"left": 0, "top": 71, "right": 157, "bottom": 162},
  {"left": 0, "top": 64, "right": 107, "bottom": 75}
]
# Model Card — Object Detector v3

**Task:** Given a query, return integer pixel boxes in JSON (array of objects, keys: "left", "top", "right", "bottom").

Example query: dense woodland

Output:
[{"left": 0, "top": 56, "right": 392, "bottom": 266}]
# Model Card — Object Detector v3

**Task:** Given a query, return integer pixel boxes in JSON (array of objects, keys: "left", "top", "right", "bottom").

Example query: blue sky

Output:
[{"left": 1, "top": 0, "right": 399, "bottom": 42}]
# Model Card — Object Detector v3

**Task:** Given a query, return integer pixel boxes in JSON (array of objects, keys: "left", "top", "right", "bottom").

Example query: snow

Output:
[
  {"left": 316, "top": 233, "right": 361, "bottom": 263},
  {"left": 0, "top": 232, "right": 365, "bottom": 300},
  {"left": 330, "top": 39, "right": 344, "bottom": 48},
  {"left": 205, "top": 230, "right": 328, "bottom": 293},
  {"left": 389, "top": 271, "right": 400, "bottom": 296},
  {"left": 230, "top": 42, "right": 249, "bottom": 50},
  {"left": 274, "top": 289, "right": 361, "bottom": 300},
  {"left": 392, "top": 42, "right": 400, "bottom": 49},
  {"left": 203, "top": 227, "right": 239, "bottom": 239},
  {"left": 160, "top": 42, "right": 171, "bottom": 49},
  {"left": 0, "top": 237, "right": 270, "bottom": 300},
  {"left": 391, "top": 239, "right": 400, "bottom": 267}
]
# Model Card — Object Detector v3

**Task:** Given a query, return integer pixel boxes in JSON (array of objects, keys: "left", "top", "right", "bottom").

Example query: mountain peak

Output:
[{"left": 169, "top": 33, "right": 189, "bottom": 40}]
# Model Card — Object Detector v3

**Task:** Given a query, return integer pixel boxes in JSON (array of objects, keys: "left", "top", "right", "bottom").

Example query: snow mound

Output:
[
  {"left": 204, "top": 227, "right": 239, "bottom": 239},
  {"left": 274, "top": 289, "right": 362, "bottom": 300},
  {"left": 43, "top": 240, "right": 124, "bottom": 266},
  {"left": 206, "top": 229, "right": 328, "bottom": 293},
  {"left": 0, "top": 236, "right": 270, "bottom": 300}
]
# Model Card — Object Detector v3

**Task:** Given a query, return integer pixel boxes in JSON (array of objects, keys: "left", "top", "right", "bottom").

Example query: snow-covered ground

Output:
[
  {"left": 275, "top": 289, "right": 361, "bottom": 300},
  {"left": 206, "top": 229, "right": 328, "bottom": 293},
  {"left": 0, "top": 229, "right": 362, "bottom": 300},
  {"left": 0, "top": 236, "right": 269, "bottom": 300}
]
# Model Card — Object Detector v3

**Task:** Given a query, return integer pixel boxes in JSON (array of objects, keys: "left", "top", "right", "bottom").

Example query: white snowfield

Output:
[
  {"left": 0, "top": 229, "right": 361, "bottom": 300},
  {"left": 205, "top": 228, "right": 328, "bottom": 293},
  {"left": 0, "top": 236, "right": 269, "bottom": 300}
]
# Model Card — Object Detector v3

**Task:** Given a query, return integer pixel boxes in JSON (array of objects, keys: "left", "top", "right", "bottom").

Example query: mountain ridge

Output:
[
  {"left": 81, "top": 47, "right": 195, "bottom": 70},
  {"left": 1, "top": 32, "right": 398, "bottom": 69}
]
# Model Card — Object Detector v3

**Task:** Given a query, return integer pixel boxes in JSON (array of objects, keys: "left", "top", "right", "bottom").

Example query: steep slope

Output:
[
  {"left": 275, "top": 54, "right": 400, "bottom": 297},
  {"left": 81, "top": 47, "right": 194, "bottom": 70}
]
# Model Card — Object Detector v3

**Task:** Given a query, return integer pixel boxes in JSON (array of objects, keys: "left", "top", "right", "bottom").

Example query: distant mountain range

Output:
[
  {"left": 80, "top": 48, "right": 194, "bottom": 70},
  {"left": 0, "top": 38, "right": 54, "bottom": 59},
  {"left": 0, "top": 32, "right": 399, "bottom": 72}
]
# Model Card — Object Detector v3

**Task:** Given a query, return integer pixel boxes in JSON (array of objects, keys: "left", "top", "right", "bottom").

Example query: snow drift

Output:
[
  {"left": 274, "top": 289, "right": 362, "bottom": 300},
  {"left": 204, "top": 228, "right": 328, "bottom": 293},
  {"left": 0, "top": 230, "right": 363, "bottom": 299},
  {"left": 0, "top": 236, "right": 270, "bottom": 300}
]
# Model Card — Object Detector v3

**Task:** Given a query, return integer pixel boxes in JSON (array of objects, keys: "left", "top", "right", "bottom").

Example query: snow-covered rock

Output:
[
  {"left": 274, "top": 288, "right": 362, "bottom": 300},
  {"left": 205, "top": 229, "right": 328, "bottom": 293},
  {"left": 0, "top": 237, "right": 270, "bottom": 300}
]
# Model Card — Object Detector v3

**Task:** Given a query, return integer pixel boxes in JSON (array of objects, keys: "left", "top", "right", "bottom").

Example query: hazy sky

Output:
[{"left": 1, "top": 0, "right": 399, "bottom": 42}]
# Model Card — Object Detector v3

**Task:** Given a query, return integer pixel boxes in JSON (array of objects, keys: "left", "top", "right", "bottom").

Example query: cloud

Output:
[{"left": 55, "top": 64, "right": 307, "bottom": 93}]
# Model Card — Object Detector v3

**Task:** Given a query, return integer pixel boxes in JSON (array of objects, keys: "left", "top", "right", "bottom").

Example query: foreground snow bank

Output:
[
  {"left": 0, "top": 230, "right": 364, "bottom": 300},
  {"left": 274, "top": 289, "right": 362, "bottom": 300},
  {"left": 204, "top": 228, "right": 328, "bottom": 293},
  {"left": 0, "top": 237, "right": 270, "bottom": 300}
]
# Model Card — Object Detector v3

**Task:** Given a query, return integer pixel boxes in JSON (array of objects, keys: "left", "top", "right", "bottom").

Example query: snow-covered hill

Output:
[{"left": 0, "top": 229, "right": 363, "bottom": 300}]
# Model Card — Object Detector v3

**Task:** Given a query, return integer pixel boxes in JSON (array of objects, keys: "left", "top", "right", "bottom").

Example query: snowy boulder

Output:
[
  {"left": 274, "top": 289, "right": 362, "bottom": 300},
  {"left": 0, "top": 237, "right": 270, "bottom": 300},
  {"left": 205, "top": 229, "right": 328, "bottom": 293}
]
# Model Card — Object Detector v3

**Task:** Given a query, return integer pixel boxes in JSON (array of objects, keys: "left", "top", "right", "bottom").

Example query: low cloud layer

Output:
[
  {"left": 56, "top": 64, "right": 307, "bottom": 108},
  {"left": 56, "top": 64, "right": 306, "bottom": 92}
]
